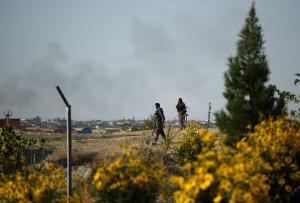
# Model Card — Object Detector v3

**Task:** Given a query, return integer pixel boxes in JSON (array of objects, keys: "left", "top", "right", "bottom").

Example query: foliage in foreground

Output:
[
  {"left": 171, "top": 147, "right": 270, "bottom": 203},
  {"left": 241, "top": 117, "right": 300, "bottom": 202},
  {"left": 171, "top": 117, "right": 300, "bottom": 203},
  {"left": 93, "top": 145, "right": 166, "bottom": 203},
  {"left": 1, "top": 117, "right": 299, "bottom": 203},
  {"left": 0, "top": 163, "right": 79, "bottom": 203}
]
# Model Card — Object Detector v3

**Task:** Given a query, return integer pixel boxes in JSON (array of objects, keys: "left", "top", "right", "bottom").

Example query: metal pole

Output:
[
  {"left": 66, "top": 106, "right": 72, "bottom": 197},
  {"left": 56, "top": 86, "right": 72, "bottom": 197},
  {"left": 207, "top": 102, "right": 211, "bottom": 131}
]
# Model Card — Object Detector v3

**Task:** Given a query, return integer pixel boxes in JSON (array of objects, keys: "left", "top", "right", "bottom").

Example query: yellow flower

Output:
[
  {"left": 94, "top": 179, "right": 104, "bottom": 190},
  {"left": 199, "top": 174, "right": 214, "bottom": 190},
  {"left": 290, "top": 163, "right": 298, "bottom": 171},
  {"left": 243, "top": 192, "right": 254, "bottom": 203},
  {"left": 273, "top": 162, "right": 281, "bottom": 170},
  {"left": 290, "top": 171, "right": 300, "bottom": 180},
  {"left": 170, "top": 176, "right": 184, "bottom": 185},
  {"left": 132, "top": 172, "right": 148, "bottom": 185},
  {"left": 184, "top": 178, "right": 197, "bottom": 191},
  {"left": 281, "top": 147, "right": 288, "bottom": 153},
  {"left": 278, "top": 178, "right": 285, "bottom": 186},
  {"left": 93, "top": 171, "right": 101, "bottom": 181},
  {"left": 183, "top": 162, "right": 192, "bottom": 170},
  {"left": 285, "top": 185, "right": 292, "bottom": 192},
  {"left": 109, "top": 182, "right": 120, "bottom": 190},
  {"left": 219, "top": 180, "right": 232, "bottom": 192},
  {"left": 203, "top": 132, "right": 213, "bottom": 143},
  {"left": 46, "top": 162, "right": 55, "bottom": 170},
  {"left": 204, "top": 160, "right": 215, "bottom": 168},
  {"left": 295, "top": 171, "right": 300, "bottom": 179},
  {"left": 284, "top": 157, "right": 292, "bottom": 164},
  {"left": 213, "top": 194, "right": 222, "bottom": 203}
]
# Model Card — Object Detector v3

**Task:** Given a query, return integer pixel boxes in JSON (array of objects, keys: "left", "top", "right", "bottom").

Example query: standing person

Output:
[
  {"left": 153, "top": 103, "right": 166, "bottom": 143},
  {"left": 176, "top": 98, "right": 187, "bottom": 129}
]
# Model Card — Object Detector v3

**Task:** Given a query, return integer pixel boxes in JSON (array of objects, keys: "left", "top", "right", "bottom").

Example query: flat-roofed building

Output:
[{"left": 0, "top": 118, "right": 21, "bottom": 129}]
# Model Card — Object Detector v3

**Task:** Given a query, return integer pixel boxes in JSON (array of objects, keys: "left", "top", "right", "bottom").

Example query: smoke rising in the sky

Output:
[{"left": 0, "top": 1, "right": 299, "bottom": 120}]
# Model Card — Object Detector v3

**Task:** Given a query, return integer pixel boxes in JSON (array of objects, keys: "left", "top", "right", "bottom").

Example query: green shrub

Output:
[{"left": 0, "top": 127, "right": 26, "bottom": 174}]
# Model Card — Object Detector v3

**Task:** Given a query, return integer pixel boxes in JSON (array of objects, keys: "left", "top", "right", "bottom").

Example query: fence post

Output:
[{"left": 56, "top": 86, "right": 72, "bottom": 197}]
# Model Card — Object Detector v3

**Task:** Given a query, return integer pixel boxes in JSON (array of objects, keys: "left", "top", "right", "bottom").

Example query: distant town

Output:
[{"left": 0, "top": 112, "right": 216, "bottom": 134}]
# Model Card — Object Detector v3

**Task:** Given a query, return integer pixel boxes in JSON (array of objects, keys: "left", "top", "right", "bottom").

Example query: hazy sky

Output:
[{"left": 0, "top": 0, "right": 299, "bottom": 120}]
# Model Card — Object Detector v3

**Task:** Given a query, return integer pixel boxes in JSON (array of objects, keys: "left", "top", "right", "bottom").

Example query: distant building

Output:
[
  {"left": 30, "top": 116, "right": 42, "bottom": 125},
  {"left": 0, "top": 118, "right": 21, "bottom": 129}
]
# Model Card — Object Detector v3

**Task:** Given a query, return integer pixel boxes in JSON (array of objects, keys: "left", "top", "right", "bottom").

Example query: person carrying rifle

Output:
[
  {"left": 152, "top": 103, "right": 166, "bottom": 144},
  {"left": 176, "top": 98, "right": 187, "bottom": 130}
]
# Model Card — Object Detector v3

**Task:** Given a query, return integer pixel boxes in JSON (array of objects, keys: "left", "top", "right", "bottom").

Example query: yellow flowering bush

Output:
[
  {"left": 93, "top": 146, "right": 166, "bottom": 203},
  {"left": 174, "top": 122, "right": 214, "bottom": 164},
  {"left": 171, "top": 146, "right": 270, "bottom": 203},
  {"left": 171, "top": 117, "right": 300, "bottom": 203},
  {"left": 0, "top": 163, "right": 79, "bottom": 202},
  {"left": 237, "top": 117, "right": 300, "bottom": 202}
]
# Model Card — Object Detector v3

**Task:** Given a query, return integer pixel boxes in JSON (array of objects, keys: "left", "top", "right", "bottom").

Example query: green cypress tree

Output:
[{"left": 215, "top": 2, "right": 285, "bottom": 146}]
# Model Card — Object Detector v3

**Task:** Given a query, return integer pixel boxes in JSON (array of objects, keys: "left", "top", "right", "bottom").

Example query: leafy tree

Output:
[
  {"left": 273, "top": 73, "right": 300, "bottom": 118},
  {"left": 294, "top": 73, "right": 300, "bottom": 86},
  {"left": 286, "top": 73, "right": 300, "bottom": 119},
  {"left": 0, "top": 127, "right": 26, "bottom": 174},
  {"left": 215, "top": 3, "right": 285, "bottom": 146}
]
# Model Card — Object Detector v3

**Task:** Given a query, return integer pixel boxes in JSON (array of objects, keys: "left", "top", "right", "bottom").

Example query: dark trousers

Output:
[
  {"left": 154, "top": 123, "right": 166, "bottom": 142},
  {"left": 178, "top": 112, "right": 186, "bottom": 129}
]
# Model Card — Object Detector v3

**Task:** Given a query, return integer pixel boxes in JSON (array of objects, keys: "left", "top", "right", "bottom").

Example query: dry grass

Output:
[
  {"left": 18, "top": 128, "right": 223, "bottom": 202},
  {"left": 21, "top": 129, "right": 184, "bottom": 168}
]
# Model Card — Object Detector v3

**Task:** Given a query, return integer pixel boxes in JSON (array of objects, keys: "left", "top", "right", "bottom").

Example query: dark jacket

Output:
[
  {"left": 154, "top": 108, "right": 165, "bottom": 124},
  {"left": 176, "top": 102, "right": 186, "bottom": 113}
]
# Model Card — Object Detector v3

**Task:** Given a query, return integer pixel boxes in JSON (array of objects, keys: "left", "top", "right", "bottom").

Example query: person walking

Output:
[
  {"left": 153, "top": 103, "right": 166, "bottom": 144},
  {"left": 176, "top": 98, "right": 187, "bottom": 129}
]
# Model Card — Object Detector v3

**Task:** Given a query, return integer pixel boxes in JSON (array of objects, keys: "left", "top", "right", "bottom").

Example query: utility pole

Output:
[
  {"left": 56, "top": 86, "right": 72, "bottom": 198},
  {"left": 207, "top": 102, "right": 211, "bottom": 131},
  {"left": 4, "top": 111, "right": 12, "bottom": 126}
]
